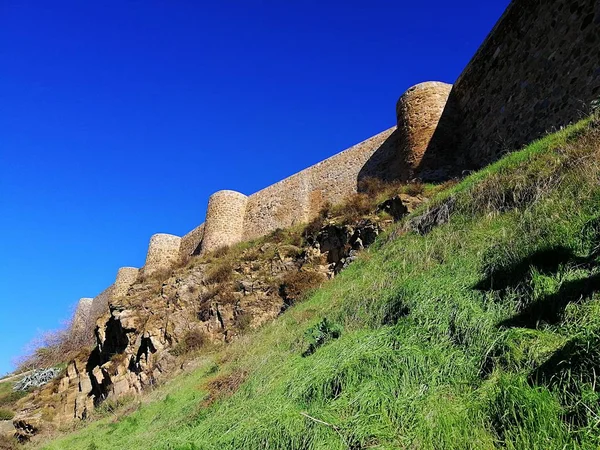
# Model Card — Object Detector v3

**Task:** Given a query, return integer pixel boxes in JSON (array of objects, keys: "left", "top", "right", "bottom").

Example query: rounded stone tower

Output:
[
  {"left": 143, "top": 234, "right": 182, "bottom": 277},
  {"left": 113, "top": 267, "right": 139, "bottom": 298},
  {"left": 200, "top": 190, "right": 248, "bottom": 254},
  {"left": 396, "top": 81, "right": 453, "bottom": 179},
  {"left": 72, "top": 297, "right": 93, "bottom": 334}
]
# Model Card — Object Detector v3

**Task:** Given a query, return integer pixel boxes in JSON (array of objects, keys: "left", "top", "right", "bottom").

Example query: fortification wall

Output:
[
  {"left": 396, "top": 82, "right": 453, "bottom": 180},
  {"left": 72, "top": 298, "right": 93, "bottom": 334},
  {"left": 179, "top": 224, "right": 205, "bottom": 261},
  {"left": 143, "top": 234, "right": 182, "bottom": 277},
  {"left": 239, "top": 127, "right": 397, "bottom": 244},
  {"left": 435, "top": 0, "right": 600, "bottom": 169},
  {"left": 113, "top": 267, "right": 139, "bottom": 299},
  {"left": 89, "top": 285, "right": 113, "bottom": 325}
]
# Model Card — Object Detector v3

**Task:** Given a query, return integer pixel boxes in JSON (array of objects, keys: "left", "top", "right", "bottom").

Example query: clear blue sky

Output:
[{"left": 0, "top": 0, "right": 510, "bottom": 375}]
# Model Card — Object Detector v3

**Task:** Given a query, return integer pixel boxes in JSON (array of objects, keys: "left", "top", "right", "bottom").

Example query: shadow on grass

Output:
[
  {"left": 500, "top": 273, "right": 600, "bottom": 328},
  {"left": 474, "top": 246, "right": 578, "bottom": 292}
]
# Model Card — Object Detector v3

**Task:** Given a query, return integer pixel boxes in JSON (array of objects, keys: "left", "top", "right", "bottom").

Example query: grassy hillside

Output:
[{"left": 39, "top": 117, "right": 600, "bottom": 449}]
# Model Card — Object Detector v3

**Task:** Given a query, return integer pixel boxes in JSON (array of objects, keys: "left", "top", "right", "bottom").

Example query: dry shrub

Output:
[
  {"left": 280, "top": 270, "right": 327, "bottom": 306},
  {"left": 268, "top": 228, "right": 303, "bottom": 247},
  {"left": 205, "top": 260, "right": 234, "bottom": 284},
  {"left": 234, "top": 311, "right": 253, "bottom": 331},
  {"left": 171, "top": 329, "right": 207, "bottom": 356},
  {"left": 358, "top": 177, "right": 388, "bottom": 196},
  {"left": 137, "top": 267, "right": 173, "bottom": 285},
  {"left": 336, "top": 193, "right": 373, "bottom": 223},
  {"left": 108, "top": 352, "right": 129, "bottom": 375},
  {"left": 15, "top": 324, "right": 94, "bottom": 372},
  {"left": 404, "top": 182, "right": 425, "bottom": 197},
  {"left": 211, "top": 245, "right": 231, "bottom": 259},
  {"left": 303, "top": 203, "right": 332, "bottom": 238},
  {"left": 0, "top": 435, "right": 18, "bottom": 450},
  {"left": 201, "top": 369, "right": 248, "bottom": 407},
  {"left": 240, "top": 246, "right": 261, "bottom": 262}
]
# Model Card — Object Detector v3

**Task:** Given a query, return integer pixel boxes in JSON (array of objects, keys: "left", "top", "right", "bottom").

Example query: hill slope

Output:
[{"left": 38, "top": 117, "right": 600, "bottom": 449}]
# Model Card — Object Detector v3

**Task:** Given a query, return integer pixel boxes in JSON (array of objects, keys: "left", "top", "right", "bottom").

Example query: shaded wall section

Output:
[{"left": 438, "top": 0, "right": 600, "bottom": 169}]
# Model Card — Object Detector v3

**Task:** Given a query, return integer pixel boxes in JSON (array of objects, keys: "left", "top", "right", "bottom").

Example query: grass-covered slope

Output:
[{"left": 41, "top": 118, "right": 600, "bottom": 449}]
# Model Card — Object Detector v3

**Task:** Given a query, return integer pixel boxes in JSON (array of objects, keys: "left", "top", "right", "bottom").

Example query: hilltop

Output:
[{"left": 12, "top": 115, "right": 600, "bottom": 449}]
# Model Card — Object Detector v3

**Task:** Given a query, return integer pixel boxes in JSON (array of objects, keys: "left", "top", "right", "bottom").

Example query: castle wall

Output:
[
  {"left": 241, "top": 127, "right": 397, "bottom": 243},
  {"left": 113, "top": 267, "right": 139, "bottom": 299},
  {"left": 71, "top": 298, "right": 93, "bottom": 334},
  {"left": 179, "top": 223, "right": 205, "bottom": 261},
  {"left": 395, "top": 82, "right": 453, "bottom": 180},
  {"left": 442, "top": 0, "right": 600, "bottom": 168},
  {"left": 201, "top": 191, "right": 248, "bottom": 253},
  {"left": 89, "top": 285, "right": 113, "bottom": 325},
  {"left": 143, "top": 234, "right": 182, "bottom": 276}
]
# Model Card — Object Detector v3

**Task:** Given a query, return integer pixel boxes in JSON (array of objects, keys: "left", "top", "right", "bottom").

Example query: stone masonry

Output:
[
  {"left": 201, "top": 190, "right": 249, "bottom": 252},
  {"left": 142, "top": 234, "right": 182, "bottom": 277},
  {"left": 113, "top": 267, "right": 139, "bottom": 299},
  {"left": 68, "top": 0, "right": 600, "bottom": 341},
  {"left": 396, "top": 82, "right": 453, "bottom": 180}
]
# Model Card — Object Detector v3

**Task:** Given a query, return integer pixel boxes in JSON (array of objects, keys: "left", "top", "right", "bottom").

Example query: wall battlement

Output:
[{"left": 69, "top": 0, "right": 600, "bottom": 339}]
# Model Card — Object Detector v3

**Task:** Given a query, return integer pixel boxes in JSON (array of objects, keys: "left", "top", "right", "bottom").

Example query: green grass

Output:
[{"left": 39, "top": 118, "right": 600, "bottom": 449}]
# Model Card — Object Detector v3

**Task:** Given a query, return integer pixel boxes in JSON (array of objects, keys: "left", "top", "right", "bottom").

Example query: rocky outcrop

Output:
[{"left": 11, "top": 192, "right": 423, "bottom": 440}]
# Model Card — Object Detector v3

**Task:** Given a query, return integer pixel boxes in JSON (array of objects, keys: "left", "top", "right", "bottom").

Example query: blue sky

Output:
[{"left": 0, "top": 0, "right": 510, "bottom": 375}]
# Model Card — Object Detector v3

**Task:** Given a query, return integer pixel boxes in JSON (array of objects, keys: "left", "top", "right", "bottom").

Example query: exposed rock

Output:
[
  {"left": 377, "top": 195, "right": 409, "bottom": 221},
  {"left": 13, "top": 368, "right": 61, "bottom": 392},
  {"left": 406, "top": 197, "right": 456, "bottom": 235},
  {"left": 310, "top": 219, "right": 382, "bottom": 273},
  {"left": 9, "top": 191, "right": 423, "bottom": 438}
]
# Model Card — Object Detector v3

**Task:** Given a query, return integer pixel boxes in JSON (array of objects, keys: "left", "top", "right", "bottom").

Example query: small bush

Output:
[
  {"left": 335, "top": 193, "right": 373, "bottom": 223},
  {"left": 234, "top": 312, "right": 253, "bottom": 331},
  {"left": 202, "top": 370, "right": 248, "bottom": 407},
  {"left": 404, "top": 182, "right": 425, "bottom": 197},
  {"left": 302, "top": 318, "right": 342, "bottom": 357},
  {"left": 205, "top": 261, "right": 234, "bottom": 284},
  {"left": 211, "top": 245, "right": 231, "bottom": 259},
  {"left": 0, "top": 408, "right": 15, "bottom": 420},
  {"left": 279, "top": 271, "right": 327, "bottom": 307},
  {"left": 171, "top": 330, "right": 207, "bottom": 356},
  {"left": 95, "top": 394, "right": 136, "bottom": 417}
]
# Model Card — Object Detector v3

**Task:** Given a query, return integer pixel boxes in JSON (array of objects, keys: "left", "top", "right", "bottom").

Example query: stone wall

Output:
[
  {"left": 71, "top": 298, "right": 93, "bottom": 334},
  {"left": 201, "top": 191, "right": 249, "bottom": 252},
  {"left": 89, "top": 285, "right": 113, "bottom": 326},
  {"left": 429, "top": 0, "right": 600, "bottom": 169},
  {"left": 395, "top": 82, "right": 453, "bottom": 180},
  {"left": 179, "top": 224, "right": 205, "bottom": 262},
  {"left": 113, "top": 267, "right": 139, "bottom": 299},
  {"left": 142, "top": 234, "right": 182, "bottom": 277},
  {"left": 200, "top": 127, "right": 399, "bottom": 252}
]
